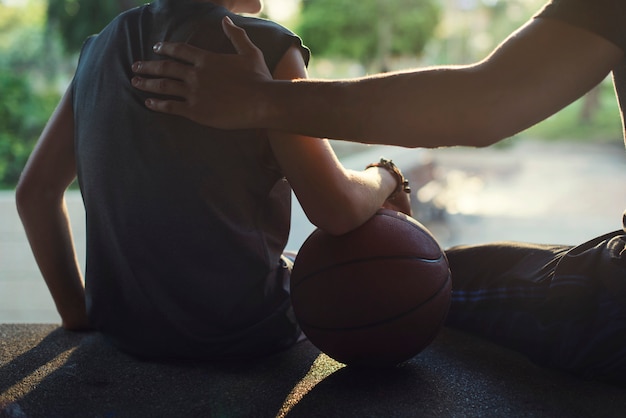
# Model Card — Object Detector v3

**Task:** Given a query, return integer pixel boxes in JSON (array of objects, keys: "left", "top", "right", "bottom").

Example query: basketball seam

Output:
[
  {"left": 293, "top": 254, "right": 447, "bottom": 288},
  {"left": 297, "top": 271, "right": 452, "bottom": 332}
]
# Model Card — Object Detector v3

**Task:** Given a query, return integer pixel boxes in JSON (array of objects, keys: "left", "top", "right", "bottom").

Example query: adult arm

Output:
[
  {"left": 15, "top": 89, "right": 89, "bottom": 331},
  {"left": 132, "top": 16, "right": 623, "bottom": 147},
  {"left": 268, "top": 45, "right": 410, "bottom": 235}
]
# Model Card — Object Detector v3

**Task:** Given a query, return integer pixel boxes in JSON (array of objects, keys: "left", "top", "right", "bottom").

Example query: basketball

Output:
[{"left": 290, "top": 208, "right": 451, "bottom": 367}]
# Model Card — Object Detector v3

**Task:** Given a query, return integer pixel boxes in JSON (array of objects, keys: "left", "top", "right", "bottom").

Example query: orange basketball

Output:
[{"left": 290, "top": 209, "right": 451, "bottom": 367}]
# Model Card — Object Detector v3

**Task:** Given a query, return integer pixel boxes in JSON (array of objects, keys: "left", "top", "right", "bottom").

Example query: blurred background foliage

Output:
[
  {"left": 297, "top": 0, "right": 441, "bottom": 73},
  {"left": 0, "top": 0, "right": 622, "bottom": 189},
  {"left": 47, "top": 0, "right": 145, "bottom": 54}
]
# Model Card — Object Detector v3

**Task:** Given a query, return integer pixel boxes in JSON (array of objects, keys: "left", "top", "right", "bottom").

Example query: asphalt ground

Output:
[{"left": 2, "top": 323, "right": 626, "bottom": 418}]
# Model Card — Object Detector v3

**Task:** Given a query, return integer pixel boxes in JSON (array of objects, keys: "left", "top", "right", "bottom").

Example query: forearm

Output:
[
  {"left": 259, "top": 67, "right": 502, "bottom": 148},
  {"left": 279, "top": 137, "right": 399, "bottom": 235},
  {"left": 329, "top": 166, "right": 398, "bottom": 233},
  {"left": 17, "top": 195, "right": 88, "bottom": 329}
]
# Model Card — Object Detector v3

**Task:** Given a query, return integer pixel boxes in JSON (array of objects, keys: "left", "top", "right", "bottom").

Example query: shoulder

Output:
[
  {"left": 230, "top": 15, "right": 310, "bottom": 67},
  {"left": 79, "top": 4, "right": 148, "bottom": 49},
  {"left": 233, "top": 15, "right": 297, "bottom": 39},
  {"left": 101, "top": 3, "right": 148, "bottom": 31},
  {"left": 535, "top": 0, "right": 626, "bottom": 53}
]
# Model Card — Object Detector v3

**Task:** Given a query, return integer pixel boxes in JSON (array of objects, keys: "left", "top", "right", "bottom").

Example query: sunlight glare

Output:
[
  {"left": 276, "top": 353, "right": 345, "bottom": 418},
  {"left": 264, "top": 0, "right": 299, "bottom": 23}
]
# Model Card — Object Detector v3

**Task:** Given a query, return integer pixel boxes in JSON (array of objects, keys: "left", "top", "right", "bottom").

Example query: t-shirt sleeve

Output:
[
  {"left": 233, "top": 16, "right": 311, "bottom": 73},
  {"left": 535, "top": 0, "right": 626, "bottom": 53}
]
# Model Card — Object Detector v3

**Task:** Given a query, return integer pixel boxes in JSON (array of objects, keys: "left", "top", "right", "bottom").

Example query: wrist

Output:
[
  {"left": 60, "top": 307, "right": 90, "bottom": 331},
  {"left": 366, "top": 158, "right": 411, "bottom": 199}
]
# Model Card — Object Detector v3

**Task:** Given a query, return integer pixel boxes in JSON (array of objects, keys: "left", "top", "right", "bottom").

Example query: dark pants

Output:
[{"left": 445, "top": 231, "right": 626, "bottom": 383}]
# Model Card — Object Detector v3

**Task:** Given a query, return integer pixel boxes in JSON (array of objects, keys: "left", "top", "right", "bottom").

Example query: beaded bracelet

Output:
[{"left": 365, "top": 157, "right": 411, "bottom": 198}]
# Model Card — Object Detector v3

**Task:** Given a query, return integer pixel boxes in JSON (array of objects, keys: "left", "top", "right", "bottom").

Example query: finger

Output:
[
  {"left": 131, "top": 59, "right": 194, "bottom": 81},
  {"left": 222, "top": 16, "right": 260, "bottom": 55},
  {"left": 144, "top": 97, "right": 188, "bottom": 117},
  {"left": 152, "top": 41, "right": 209, "bottom": 65},
  {"left": 131, "top": 76, "right": 188, "bottom": 97}
]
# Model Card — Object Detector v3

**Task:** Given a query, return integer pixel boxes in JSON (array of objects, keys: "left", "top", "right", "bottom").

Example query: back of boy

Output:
[{"left": 71, "top": 0, "right": 309, "bottom": 359}]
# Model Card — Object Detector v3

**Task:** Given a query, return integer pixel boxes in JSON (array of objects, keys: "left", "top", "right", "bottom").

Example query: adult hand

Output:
[
  {"left": 60, "top": 300, "right": 92, "bottom": 332},
  {"left": 131, "top": 16, "right": 272, "bottom": 128}
]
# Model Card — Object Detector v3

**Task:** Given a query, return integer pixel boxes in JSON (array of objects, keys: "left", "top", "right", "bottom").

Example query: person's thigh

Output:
[
  {"left": 445, "top": 235, "right": 626, "bottom": 382},
  {"left": 445, "top": 242, "right": 570, "bottom": 359}
]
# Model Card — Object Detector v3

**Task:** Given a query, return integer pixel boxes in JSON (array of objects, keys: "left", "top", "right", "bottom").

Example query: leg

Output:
[
  {"left": 445, "top": 235, "right": 626, "bottom": 383},
  {"left": 445, "top": 241, "right": 570, "bottom": 363}
]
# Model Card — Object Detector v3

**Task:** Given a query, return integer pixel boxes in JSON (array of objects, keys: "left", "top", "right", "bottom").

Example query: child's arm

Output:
[
  {"left": 268, "top": 45, "right": 410, "bottom": 236},
  {"left": 16, "top": 89, "right": 89, "bottom": 331}
]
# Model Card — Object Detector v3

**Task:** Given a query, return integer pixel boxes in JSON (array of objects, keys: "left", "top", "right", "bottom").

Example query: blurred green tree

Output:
[
  {"left": 47, "top": 0, "right": 144, "bottom": 54},
  {"left": 297, "top": 0, "right": 441, "bottom": 72},
  {"left": 0, "top": 1, "right": 60, "bottom": 188},
  {"left": 0, "top": 1, "right": 146, "bottom": 188},
  {"left": 0, "top": 71, "right": 59, "bottom": 188}
]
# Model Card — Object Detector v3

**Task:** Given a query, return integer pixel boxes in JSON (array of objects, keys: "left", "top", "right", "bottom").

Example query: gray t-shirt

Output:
[{"left": 72, "top": 0, "right": 309, "bottom": 359}]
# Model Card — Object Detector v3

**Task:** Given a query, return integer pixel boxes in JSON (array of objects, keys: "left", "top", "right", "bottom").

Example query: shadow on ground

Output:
[{"left": 1, "top": 324, "right": 625, "bottom": 417}]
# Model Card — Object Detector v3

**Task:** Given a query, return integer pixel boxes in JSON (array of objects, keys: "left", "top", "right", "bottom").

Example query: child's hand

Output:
[
  {"left": 382, "top": 190, "right": 412, "bottom": 216},
  {"left": 60, "top": 305, "right": 92, "bottom": 332},
  {"left": 62, "top": 318, "right": 92, "bottom": 332}
]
